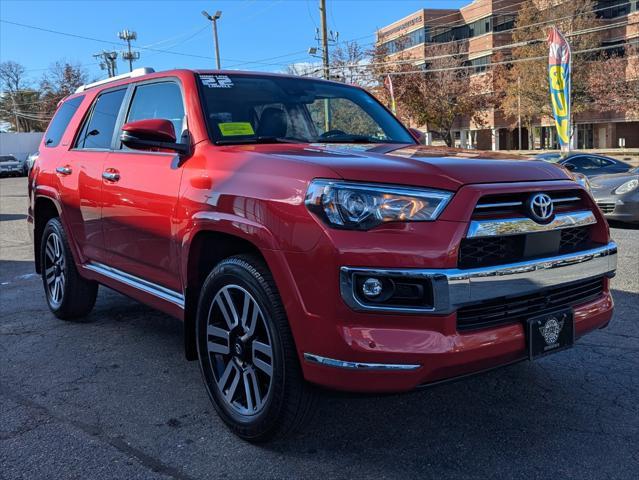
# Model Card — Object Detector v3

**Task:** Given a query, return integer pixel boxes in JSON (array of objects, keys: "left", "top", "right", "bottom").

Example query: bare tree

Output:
[
  {"left": 0, "top": 61, "right": 43, "bottom": 132},
  {"left": 39, "top": 61, "right": 87, "bottom": 114}
]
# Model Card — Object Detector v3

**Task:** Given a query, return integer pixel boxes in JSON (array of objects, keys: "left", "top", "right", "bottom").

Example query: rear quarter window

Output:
[{"left": 43, "top": 95, "right": 85, "bottom": 148}]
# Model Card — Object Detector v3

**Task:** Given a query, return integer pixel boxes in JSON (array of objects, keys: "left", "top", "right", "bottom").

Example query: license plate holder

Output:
[{"left": 526, "top": 308, "right": 574, "bottom": 360}]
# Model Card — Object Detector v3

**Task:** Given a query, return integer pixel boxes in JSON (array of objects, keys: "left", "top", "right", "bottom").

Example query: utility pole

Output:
[
  {"left": 319, "top": 0, "right": 329, "bottom": 80},
  {"left": 517, "top": 76, "right": 522, "bottom": 150},
  {"left": 93, "top": 51, "right": 118, "bottom": 78},
  {"left": 202, "top": 10, "right": 222, "bottom": 69},
  {"left": 119, "top": 29, "right": 139, "bottom": 72}
]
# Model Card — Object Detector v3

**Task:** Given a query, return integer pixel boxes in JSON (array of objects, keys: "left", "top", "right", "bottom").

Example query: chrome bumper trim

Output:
[
  {"left": 340, "top": 242, "right": 617, "bottom": 314},
  {"left": 303, "top": 353, "right": 421, "bottom": 370},
  {"left": 467, "top": 210, "right": 596, "bottom": 238},
  {"left": 84, "top": 262, "right": 185, "bottom": 308}
]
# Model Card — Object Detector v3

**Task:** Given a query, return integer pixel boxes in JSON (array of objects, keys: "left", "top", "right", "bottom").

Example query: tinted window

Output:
[
  {"left": 77, "top": 89, "right": 126, "bottom": 150},
  {"left": 566, "top": 156, "right": 600, "bottom": 171},
  {"left": 44, "top": 95, "right": 84, "bottom": 148},
  {"left": 126, "top": 82, "right": 185, "bottom": 141}
]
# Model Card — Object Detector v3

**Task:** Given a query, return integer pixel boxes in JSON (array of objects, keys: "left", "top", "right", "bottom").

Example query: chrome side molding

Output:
[
  {"left": 84, "top": 262, "right": 184, "bottom": 308},
  {"left": 303, "top": 353, "right": 421, "bottom": 370},
  {"left": 467, "top": 210, "right": 596, "bottom": 238},
  {"left": 340, "top": 242, "right": 617, "bottom": 315}
]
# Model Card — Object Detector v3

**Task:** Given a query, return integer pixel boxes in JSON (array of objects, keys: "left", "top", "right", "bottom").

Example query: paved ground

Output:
[{"left": 1, "top": 176, "right": 637, "bottom": 480}]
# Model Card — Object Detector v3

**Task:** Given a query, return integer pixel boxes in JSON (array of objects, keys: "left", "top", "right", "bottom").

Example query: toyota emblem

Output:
[{"left": 527, "top": 193, "right": 554, "bottom": 223}]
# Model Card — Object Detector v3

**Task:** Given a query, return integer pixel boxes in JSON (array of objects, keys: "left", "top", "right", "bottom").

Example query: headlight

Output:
[
  {"left": 615, "top": 178, "right": 638, "bottom": 195},
  {"left": 572, "top": 172, "right": 591, "bottom": 192},
  {"left": 305, "top": 179, "right": 452, "bottom": 230}
]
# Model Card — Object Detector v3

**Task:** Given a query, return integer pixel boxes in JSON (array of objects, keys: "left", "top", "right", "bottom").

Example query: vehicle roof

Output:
[{"left": 70, "top": 68, "right": 348, "bottom": 100}]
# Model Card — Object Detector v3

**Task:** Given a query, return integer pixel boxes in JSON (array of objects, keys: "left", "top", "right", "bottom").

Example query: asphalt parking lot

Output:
[{"left": 1, "top": 176, "right": 637, "bottom": 480}]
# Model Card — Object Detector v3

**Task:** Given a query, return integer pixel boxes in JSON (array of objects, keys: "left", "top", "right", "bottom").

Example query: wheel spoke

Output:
[
  {"left": 207, "top": 325, "right": 230, "bottom": 355},
  {"left": 45, "top": 242, "right": 55, "bottom": 262},
  {"left": 240, "top": 291, "right": 251, "bottom": 331},
  {"left": 45, "top": 266, "right": 56, "bottom": 285},
  {"left": 58, "top": 273, "right": 65, "bottom": 293},
  {"left": 51, "top": 278, "right": 59, "bottom": 302},
  {"left": 214, "top": 289, "right": 239, "bottom": 330},
  {"left": 244, "top": 367, "right": 262, "bottom": 411},
  {"left": 222, "top": 363, "right": 241, "bottom": 403},
  {"left": 252, "top": 340, "right": 273, "bottom": 377},
  {"left": 52, "top": 234, "right": 61, "bottom": 259}
]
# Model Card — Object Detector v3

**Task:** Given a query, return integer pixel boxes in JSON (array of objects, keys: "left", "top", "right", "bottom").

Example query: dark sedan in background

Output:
[
  {"left": 590, "top": 169, "right": 639, "bottom": 224},
  {"left": 536, "top": 152, "right": 632, "bottom": 177}
]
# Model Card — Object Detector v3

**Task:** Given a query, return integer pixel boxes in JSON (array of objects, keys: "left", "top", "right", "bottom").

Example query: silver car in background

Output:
[
  {"left": 0, "top": 155, "right": 23, "bottom": 177},
  {"left": 591, "top": 169, "right": 639, "bottom": 224}
]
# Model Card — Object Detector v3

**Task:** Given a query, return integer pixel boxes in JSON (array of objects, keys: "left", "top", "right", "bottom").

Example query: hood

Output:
[
  {"left": 590, "top": 171, "right": 639, "bottom": 195},
  {"left": 226, "top": 143, "right": 572, "bottom": 190},
  {"left": 0, "top": 160, "right": 21, "bottom": 167}
]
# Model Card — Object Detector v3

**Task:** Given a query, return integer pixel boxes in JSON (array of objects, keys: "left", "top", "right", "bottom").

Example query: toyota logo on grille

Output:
[{"left": 527, "top": 193, "right": 554, "bottom": 223}]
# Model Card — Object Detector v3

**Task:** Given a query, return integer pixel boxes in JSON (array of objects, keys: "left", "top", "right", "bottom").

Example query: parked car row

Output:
[
  {"left": 536, "top": 152, "right": 638, "bottom": 225},
  {"left": 0, "top": 153, "right": 38, "bottom": 177}
]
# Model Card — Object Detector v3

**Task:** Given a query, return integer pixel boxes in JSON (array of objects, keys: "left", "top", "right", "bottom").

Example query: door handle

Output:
[
  {"left": 102, "top": 170, "right": 120, "bottom": 182},
  {"left": 55, "top": 166, "right": 72, "bottom": 176}
]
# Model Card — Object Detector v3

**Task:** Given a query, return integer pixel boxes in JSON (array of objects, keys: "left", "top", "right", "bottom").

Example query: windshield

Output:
[
  {"left": 197, "top": 73, "right": 415, "bottom": 145},
  {"left": 0, "top": 156, "right": 17, "bottom": 163}
]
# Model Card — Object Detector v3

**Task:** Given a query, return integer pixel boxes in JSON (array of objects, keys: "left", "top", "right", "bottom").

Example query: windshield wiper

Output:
[{"left": 215, "top": 136, "right": 304, "bottom": 146}]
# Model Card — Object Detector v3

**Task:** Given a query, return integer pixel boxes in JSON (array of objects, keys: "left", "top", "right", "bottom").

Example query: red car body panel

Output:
[{"left": 28, "top": 69, "right": 615, "bottom": 393}]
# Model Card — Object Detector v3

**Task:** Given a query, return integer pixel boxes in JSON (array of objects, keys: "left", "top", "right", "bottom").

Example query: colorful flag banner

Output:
[
  {"left": 384, "top": 75, "right": 397, "bottom": 114},
  {"left": 547, "top": 27, "right": 572, "bottom": 152}
]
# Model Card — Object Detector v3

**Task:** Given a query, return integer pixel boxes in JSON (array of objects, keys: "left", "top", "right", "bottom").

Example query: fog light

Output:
[{"left": 362, "top": 277, "right": 383, "bottom": 298}]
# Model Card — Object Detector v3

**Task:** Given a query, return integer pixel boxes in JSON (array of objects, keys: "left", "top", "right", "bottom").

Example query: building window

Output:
[
  {"left": 465, "top": 55, "right": 491, "bottom": 74},
  {"left": 379, "top": 27, "right": 426, "bottom": 54},
  {"left": 596, "top": 0, "right": 636, "bottom": 18}
]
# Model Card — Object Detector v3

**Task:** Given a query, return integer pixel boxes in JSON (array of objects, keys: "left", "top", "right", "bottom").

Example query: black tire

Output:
[
  {"left": 40, "top": 217, "right": 98, "bottom": 320},
  {"left": 196, "top": 255, "right": 315, "bottom": 442}
]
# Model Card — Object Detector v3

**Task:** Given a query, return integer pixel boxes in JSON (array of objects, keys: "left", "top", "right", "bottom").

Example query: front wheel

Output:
[
  {"left": 40, "top": 217, "right": 98, "bottom": 320},
  {"left": 196, "top": 255, "right": 315, "bottom": 442}
]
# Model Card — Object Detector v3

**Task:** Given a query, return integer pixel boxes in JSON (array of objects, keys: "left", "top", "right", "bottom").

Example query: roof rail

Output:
[{"left": 75, "top": 67, "right": 155, "bottom": 93}]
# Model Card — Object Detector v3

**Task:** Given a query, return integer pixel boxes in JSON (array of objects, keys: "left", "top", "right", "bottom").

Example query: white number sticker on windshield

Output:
[{"left": 201, "top": 75, "right": 234, "bottom": 88}]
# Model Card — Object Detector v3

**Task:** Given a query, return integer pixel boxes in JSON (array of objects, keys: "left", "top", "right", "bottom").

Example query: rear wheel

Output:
[
  {"left": 41, "top": 217, "right": 98, "bottom": 320},
  {"left": 196, "top": 255, "right": 315, "bottom": 442}
]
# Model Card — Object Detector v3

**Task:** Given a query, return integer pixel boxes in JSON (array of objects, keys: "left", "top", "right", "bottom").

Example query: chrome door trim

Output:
[
  {"left": 467, "top": 210, "right": 596, "bottom": 238},
  {"left": 303, "top": 353, "right": 421, "bottom": 371},
  {"left": 85, "top": 262, "right": 184, "bottom": 308}
]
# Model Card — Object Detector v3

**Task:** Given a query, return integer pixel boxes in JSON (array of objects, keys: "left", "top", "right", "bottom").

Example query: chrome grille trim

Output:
[{"left": 466, "top": 210, "right": 596, "bottom": 238}]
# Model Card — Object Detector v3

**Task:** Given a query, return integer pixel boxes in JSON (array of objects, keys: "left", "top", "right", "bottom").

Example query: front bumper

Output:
[
  {"left": 596, "top": 193, "right": 639, "bottom": 223},
  {"left": 299, "top": 243, "right": 617, "bottom": 392}
]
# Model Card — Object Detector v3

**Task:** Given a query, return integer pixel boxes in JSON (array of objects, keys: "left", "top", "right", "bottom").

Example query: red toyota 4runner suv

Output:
[{"left": 29, "top": 68, "right": 617, "bottom": 441}]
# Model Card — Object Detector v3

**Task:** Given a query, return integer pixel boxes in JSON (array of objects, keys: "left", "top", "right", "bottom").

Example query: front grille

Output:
[
  {"left": 597, "top": 202, "right": 615, "bottom": 214},
  {"left": 457, "top": 277, "right": 605, "bottom": 331},
  {"left": 473, "top": 190, "right": 585, "bottom": 219},
  {"left": 458, "top": 226, "right": 593, "bottom": 269}
]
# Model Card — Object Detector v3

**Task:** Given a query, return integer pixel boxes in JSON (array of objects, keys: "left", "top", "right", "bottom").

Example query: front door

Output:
[{"left": 101, "top": 80, "right": 187, "bottom": 292}]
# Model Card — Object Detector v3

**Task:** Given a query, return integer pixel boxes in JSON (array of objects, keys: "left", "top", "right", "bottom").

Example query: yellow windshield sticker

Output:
[{"left": 219, "top": 122, "right": 254, "bottom": 136}]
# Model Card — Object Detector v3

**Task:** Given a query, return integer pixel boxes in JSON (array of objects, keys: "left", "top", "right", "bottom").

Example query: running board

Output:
[{"left": 84, "top": 262, "right": 185, "bottom": 309}]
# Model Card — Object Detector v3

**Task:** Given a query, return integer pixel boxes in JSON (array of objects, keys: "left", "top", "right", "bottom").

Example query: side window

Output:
[
  {"left": 125, "top": 82, "right": 185, "bottom": 142},
  {"left": 567, "top": 156, "right": 598, "bottom": 171},
  {"left": 76, "top": 88, "right": 126, "bottom": 150},
  {"left": 44, "top": 95, "right": 84, "bottom": 148}
]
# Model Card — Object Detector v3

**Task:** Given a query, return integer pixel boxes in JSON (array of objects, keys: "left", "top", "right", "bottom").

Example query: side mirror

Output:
[
  {"left": 120, "top": 119, "right": 190, "bottom": 155},
  {"left": 408, "top": 128, "right": 424, "bottom": 144},
  {"left": 563, "top": 163, "right": 577, "bottom": 171}
]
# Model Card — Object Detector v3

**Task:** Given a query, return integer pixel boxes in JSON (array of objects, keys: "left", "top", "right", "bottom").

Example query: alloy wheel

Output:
[
  {"left": 44, "top": 232, "right": 66, "bottom": 308},
  {"left": 206, "top": 284, "right": 274, "bottom": 416}
]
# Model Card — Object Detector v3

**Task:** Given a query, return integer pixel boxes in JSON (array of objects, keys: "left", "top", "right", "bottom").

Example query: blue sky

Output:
[{"left": 0, "top": 0, "right": 466, "bottom": 83}]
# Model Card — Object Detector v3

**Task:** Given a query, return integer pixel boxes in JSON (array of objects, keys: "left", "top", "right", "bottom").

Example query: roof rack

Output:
[{"left": 75, "top": 67, "right": 155, "bottom": 93}]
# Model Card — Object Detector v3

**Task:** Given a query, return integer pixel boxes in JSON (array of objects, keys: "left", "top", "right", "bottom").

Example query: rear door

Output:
[
  {"left": 54, "top": 90, "right": 126, "bottom": 264},
  {"left": 101, "top": 79, "right": 186, "bottom": 292}
]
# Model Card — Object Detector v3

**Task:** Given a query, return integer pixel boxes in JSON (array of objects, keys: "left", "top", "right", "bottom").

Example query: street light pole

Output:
[{"left": 202, "top": 10, "right": 222, "bottom": 69}]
